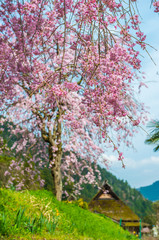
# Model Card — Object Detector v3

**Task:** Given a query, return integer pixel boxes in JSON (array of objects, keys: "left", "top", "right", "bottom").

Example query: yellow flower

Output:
[{"left": 55, "top": 208, "right": 59, "bottom": 216}]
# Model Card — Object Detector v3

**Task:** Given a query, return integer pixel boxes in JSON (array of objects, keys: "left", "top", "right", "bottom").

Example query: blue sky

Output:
[{"left": 104, "top": 2, "right": 159, "bottom": 188}]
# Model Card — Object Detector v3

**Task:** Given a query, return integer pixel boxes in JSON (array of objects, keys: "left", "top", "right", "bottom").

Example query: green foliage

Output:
[
  {"left": 0, "top": 159, "right": 9, "bottom": 188},
  {"left": 0, "top": 120, "right": 15, "bottom": 188},
  {"left": 15, "top": 206, "right": 26, "bottom": 228},
  {"left": 145, "top": 120, "right": 159, "bottom": 152},
  {"left": 142, "top": 214, "right": 156, "bottom": 227},
  {"left": 69, "top": 198, "right": 88, "bottom": 210},
  {"left": 0, "top": 189, "right": 59, "bottom": 239},
  {"left": 0, "top": 188, "right": 137, "bottom": 240},
  {"left": 41, "top": 167, "right": 54, "bottom": 192},
  {"left": 0, "top": 211, "right": 10, "bottom": 236}
]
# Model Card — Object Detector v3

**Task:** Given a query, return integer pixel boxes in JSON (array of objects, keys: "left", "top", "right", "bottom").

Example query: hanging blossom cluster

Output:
[
  {"left": 60, "top": 92, "right": 104, "bottom": 194},
  {"left": 0, "top": 119, "right": 47, "bottom": 190},
  {"left": 4, "top": 159, "right": 45, "bottom": 190},
  {"left": 0, "top": 0, "right": 149, "bottom": 196},
  {"left": 153, "top": 1, "right": 159, "bottom": 12}
]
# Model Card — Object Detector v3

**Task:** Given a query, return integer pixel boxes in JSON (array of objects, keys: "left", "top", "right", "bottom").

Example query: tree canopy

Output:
[{"left": 0, "top": 0, "right": 158, "bottom": 200}]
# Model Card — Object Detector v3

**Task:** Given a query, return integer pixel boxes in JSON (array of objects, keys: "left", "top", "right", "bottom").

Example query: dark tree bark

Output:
[{"left": 48, "top": 112, "right": 63, "bottom": 201}]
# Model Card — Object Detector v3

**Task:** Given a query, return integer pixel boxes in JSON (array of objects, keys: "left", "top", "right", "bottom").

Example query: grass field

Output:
[{"left": 0, "top": 189, "right": 138, "bottom": 240}]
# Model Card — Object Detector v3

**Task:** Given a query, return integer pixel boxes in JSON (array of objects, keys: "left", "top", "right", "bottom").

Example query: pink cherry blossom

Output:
[
  {"left": 0, "top": 0, "right": 150, "bottom": 200},
  {"left": 153, "top": 1, "right": 159, "bottom": 12}
]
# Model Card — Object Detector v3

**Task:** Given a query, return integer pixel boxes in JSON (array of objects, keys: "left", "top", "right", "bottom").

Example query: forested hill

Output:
[
  {"left": 138, "top": 181, "right": 159, "bottom": 202},
  {"left": 78, "top": 165, "right": 154, "bottom": 219}
]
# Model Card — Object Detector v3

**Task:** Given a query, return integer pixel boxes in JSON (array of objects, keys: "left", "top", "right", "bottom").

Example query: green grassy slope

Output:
[{"left": 0, "top": 189, "right": 137, "bottom": 240}]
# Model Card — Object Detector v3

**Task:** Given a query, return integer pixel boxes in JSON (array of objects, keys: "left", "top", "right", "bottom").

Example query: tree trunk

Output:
[
  {"left": 41, "top": 110, "right": 63, "bottom": 201},
  {"left": 50, "top": 146, "right": 62, "bottom": 201},
  {"left": 48, "top": 113, "right": 63, "bottom": 201}
]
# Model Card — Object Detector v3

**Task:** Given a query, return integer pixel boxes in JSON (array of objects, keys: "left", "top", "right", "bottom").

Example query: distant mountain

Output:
[{"left": 138, "top": 181, "right": 159, "bottom": 202}]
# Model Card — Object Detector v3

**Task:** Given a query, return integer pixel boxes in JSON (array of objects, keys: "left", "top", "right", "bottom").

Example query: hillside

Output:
[
  {"left": 0, "top": 120, "right": 154, "bottom": 221},
  {"left": 138, "top": 181, "right": 159, "bottom": 202},
  {"left": 0, "top": 189, "right": 138, "bottom": 240}
]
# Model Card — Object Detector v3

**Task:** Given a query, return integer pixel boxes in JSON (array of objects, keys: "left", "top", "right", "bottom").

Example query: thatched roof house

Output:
[{"left": 89, "top": 181, "right": 141, "bottom": 233}]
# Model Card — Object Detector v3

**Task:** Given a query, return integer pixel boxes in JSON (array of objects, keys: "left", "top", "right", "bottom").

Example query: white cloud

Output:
[
  {"left": 105, "top": 154, "right": 159, "bottom": 168},
  {"left": 101, "top": 154, "right": 159, "bottom": 188},
  {"left": 140, "top": 156, "right": 159, "bottom": 165}
]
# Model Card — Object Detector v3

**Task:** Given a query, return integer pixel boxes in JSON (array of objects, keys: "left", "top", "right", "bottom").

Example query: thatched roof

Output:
[
  {"left": 92, "top": 180, "right": 120, "bottom": 201},
  {"left": 89, "top": 181, "right": 140, "bottom": 222}
]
